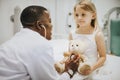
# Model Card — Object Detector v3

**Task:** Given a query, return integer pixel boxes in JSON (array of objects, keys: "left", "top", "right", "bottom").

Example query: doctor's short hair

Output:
[{"left": 20, "top": 5, "right": 47, "bottom": 28}]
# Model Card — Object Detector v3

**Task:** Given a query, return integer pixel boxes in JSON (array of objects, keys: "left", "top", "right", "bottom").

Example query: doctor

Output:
[{"left": 0, "top": 5, "right": 70, "bottom": 80}]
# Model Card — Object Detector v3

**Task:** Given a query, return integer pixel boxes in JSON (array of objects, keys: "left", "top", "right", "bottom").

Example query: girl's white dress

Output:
[{"left": 70, "top": 30, "right": 99, "bottom": 80}]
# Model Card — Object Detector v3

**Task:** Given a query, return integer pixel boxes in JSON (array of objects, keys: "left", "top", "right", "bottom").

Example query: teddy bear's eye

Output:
[
  {"left": 72, "top": 45, "right": 73, "bottom": 47},
  {"left": 76, "top": 44, "right": 79, "bottom": 46}
]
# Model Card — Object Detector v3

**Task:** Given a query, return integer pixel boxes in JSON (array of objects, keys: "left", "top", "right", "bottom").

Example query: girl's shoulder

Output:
[
  {"left": 94, "top": 26, "right": 103, "bottom": 35},
  {"left": 94, "top": 27, "right": 104, "bottom": 40}
]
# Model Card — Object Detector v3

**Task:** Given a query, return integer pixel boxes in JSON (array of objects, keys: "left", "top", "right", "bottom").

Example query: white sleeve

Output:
[
  {"left": 18, "top": 44, "right": 70, "bottom": 80},
  {"left": 18, "top": 44, "right": 55, "bottom": 80}
]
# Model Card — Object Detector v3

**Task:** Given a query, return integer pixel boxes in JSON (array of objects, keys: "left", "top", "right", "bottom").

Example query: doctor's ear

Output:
[
  {"left": 36, "top": 21, "right": 47, "bottom": 38},
  {"left": 37, "top": 24, "right": 46, "bottom": 30},
  {"left": 36, "top": 21, "right": 44, "bottom": 30}
]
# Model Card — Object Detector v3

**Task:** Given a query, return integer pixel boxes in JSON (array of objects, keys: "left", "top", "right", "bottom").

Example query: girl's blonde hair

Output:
[{"left": 74, "top": 0, "right": 99, "bottom": 28}]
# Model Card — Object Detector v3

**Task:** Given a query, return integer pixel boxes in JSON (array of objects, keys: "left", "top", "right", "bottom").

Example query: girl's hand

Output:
[
  {"left": 82, "top": 68, "right": 91, "bottom": 75},
  {"left": 80, "top": 66, "right": 93, "bottom": 75}
]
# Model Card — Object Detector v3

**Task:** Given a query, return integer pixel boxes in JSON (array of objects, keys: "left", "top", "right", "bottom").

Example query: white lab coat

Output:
[{"left": 0, "top": 28, "right": 70, "bottom": 80}]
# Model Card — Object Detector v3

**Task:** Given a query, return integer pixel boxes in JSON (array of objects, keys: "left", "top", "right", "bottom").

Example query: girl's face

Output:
[{"left": 74, "top": 5, "right": 95, "bottom": 28}]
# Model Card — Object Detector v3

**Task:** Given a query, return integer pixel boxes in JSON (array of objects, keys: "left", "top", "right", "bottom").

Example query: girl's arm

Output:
[{"left": 92, "top": 31, "right": 106, "bottom": 71}]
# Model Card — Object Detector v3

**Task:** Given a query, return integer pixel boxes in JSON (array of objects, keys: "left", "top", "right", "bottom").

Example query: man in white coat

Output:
[{"left": 0, "top": 5, "right": 70, "bottom": 80}]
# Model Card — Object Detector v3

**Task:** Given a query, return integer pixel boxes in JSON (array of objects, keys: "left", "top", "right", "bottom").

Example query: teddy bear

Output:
[{"left": 54, "top": 39, "right": 91, "bottom": 78}]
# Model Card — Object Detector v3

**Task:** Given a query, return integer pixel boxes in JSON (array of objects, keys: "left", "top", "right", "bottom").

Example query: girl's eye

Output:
[
  {"left": 75, "top": 14, "right": 78, "bottom": 17},
  {"left": 72, "top": 45, "right": 73, "bottom": 47},
  {"left": 82, "top": 14, "right": 85, "bottom": 16}
]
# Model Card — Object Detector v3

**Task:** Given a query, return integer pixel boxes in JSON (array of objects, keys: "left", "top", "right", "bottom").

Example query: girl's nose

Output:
[{"left": 77, "top": 15, "right": 82, "bottom": 20}]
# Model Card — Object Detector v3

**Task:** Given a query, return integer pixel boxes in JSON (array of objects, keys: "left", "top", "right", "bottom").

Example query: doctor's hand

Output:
[{"left": 65, "top": 53, "right": 80, "bottom": 71}]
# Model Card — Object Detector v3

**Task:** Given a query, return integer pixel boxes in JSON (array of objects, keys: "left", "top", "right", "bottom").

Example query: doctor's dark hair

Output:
[{"left": 20, "top": 5, "right": 47, "bottom": 28}]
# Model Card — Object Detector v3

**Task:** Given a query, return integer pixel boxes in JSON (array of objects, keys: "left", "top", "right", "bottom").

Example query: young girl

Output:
[{"left": 69, "top": 0, "right": 106, "bottom": 80}]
